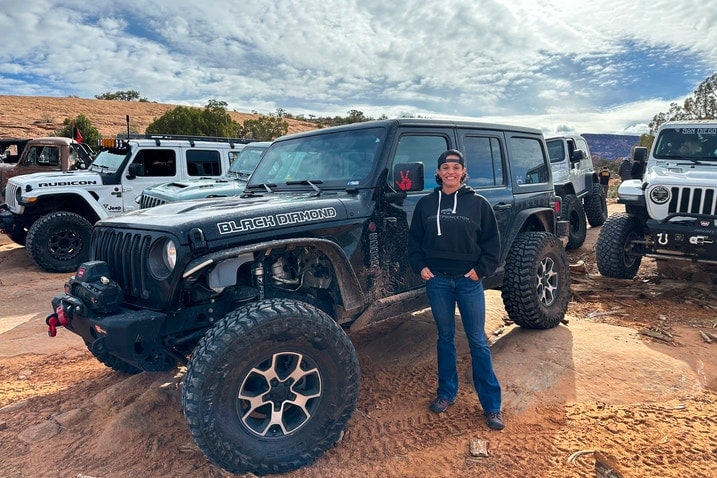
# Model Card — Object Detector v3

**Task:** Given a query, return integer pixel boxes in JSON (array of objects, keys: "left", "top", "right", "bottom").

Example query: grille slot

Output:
[
  {"left": 669, "top": 186, "right": 717, "bottom": 216},
  {"left": 5, "top": 183, "right": 18, "bottom": 208},
  {"left": 140, "top": 195, "right": 167, "bottom": 209},
  {"left": 92, "top": 228, "right": 153, "bottom": 300}
]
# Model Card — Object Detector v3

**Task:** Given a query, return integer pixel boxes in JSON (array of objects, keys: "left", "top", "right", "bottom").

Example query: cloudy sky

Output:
[{"left": 1, "top": 0, "right": 715, "bottom": 135}]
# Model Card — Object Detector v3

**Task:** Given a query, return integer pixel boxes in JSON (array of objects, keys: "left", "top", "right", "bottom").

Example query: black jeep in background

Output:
[{"left": 49, "top": 118, "right": 570, "bottom": 475}]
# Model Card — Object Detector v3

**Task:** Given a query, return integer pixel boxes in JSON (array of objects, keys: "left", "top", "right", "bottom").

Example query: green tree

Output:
[
  {"left": 53, "top": 114, "right": 101, "bottom": 150},
  {"left": 95, "top": 90, "right": 147, "bottom": 101},
  {"left": 238, "top": 115, "right": 289, "bottom": 141},
  {"left": 649, "top": 72, "right": 717, "bottom": 134},
  {"left": 145, "top": 100, "right": 240, "bottom": 137}
]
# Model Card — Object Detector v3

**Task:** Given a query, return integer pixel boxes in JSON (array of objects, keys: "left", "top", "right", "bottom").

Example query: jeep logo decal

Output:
[{"left": 217, "top": 207, "right": 338, "bottom": 234}]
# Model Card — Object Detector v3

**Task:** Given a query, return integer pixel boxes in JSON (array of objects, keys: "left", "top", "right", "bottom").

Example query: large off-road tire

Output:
[
  {"left": 583, "top": 183, "right": 608, "bottom": 227},
  {"left": 26, "top": 211, "right": 93, "bottom": 273},
  {"left": 564, "top": 194, "right": 587, "bottom": 250},
  {"left": 595, "top": 213, "right": 645, "bottom": 279},
  {"left": 502, "top": 232, "right": 570, "bottom": 329},
  {"left": 183, "top": 298, "right": 360, "bottom": 475},
  {"left": 86, "top": 344, "right": 141, "bottom": 374}
]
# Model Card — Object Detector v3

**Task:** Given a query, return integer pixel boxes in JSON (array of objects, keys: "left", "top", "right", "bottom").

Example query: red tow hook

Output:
[{"left": 46, "top": 305, "right": 70, "bottom": 337}]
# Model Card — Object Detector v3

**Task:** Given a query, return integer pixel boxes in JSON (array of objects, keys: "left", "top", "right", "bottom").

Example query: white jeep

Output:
[
  {"left": 546, "top": 135, "right": 607, "bottom": 249},
  {"left": 1, "top": 134, "right": 248, "bottom": 272},
  {"left": 596, "top": 121, "right": 717, "bottom": 278}
]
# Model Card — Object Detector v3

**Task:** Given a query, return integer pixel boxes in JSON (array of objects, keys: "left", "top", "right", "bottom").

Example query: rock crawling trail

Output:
[{"left": 0, "top": 202, "right": 716, "bottom": 478}]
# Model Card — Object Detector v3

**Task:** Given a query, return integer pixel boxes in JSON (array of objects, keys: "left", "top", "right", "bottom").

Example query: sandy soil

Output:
[{"left": 1, "top": 199, "right": 716, "bottom": 476}]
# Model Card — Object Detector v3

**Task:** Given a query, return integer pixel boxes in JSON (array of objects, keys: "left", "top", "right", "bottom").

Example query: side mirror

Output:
[
  {"left": 571, "top": 149, "right": 586, "bottom": 162},
  {"left": 128, "top": 163, "right": 143, "bottom": 178},
  {"left": 393, "top": 162, "right": 424, "bottom": 192},
  {"left": 632, "top": 146, "right": 647, "bottom": 163},
  {"left": 631, "top": 147, "right": 648, "bottom": 179}
]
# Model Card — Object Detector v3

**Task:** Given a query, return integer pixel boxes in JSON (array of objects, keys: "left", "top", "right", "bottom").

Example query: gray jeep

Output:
[{"left": 546, "top": 135, "right": 607, "bottom": 249}]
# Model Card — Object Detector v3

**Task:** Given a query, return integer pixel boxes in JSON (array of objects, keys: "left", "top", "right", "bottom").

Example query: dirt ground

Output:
[{"left": 1, "top": 201, "right": 716, "bottom": 478}]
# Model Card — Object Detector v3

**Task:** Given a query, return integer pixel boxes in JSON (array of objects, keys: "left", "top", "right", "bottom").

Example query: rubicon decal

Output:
[
  {"left": 217, "top": 207, "right": 338, "bottom": 234},
  {"left": 38, "top": 180, "right": 98, "bottom": 187}
]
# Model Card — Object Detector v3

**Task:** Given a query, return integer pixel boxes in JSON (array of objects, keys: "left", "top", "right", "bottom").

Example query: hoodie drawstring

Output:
[
  {"left": 436, "top": 191, "right": 442, "bottom": 236},
  {"left": 436, "top": 190, "right": 458, "bottom": 236}
]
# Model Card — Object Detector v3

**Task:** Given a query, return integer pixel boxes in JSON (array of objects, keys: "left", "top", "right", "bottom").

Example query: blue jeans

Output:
[{"left": 425, "top": 275, "right": 502, "bottom": 413}]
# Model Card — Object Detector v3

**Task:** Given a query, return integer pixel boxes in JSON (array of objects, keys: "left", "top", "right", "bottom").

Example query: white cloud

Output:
[{"left": 0, "top": 0, "right": 714, "bottom": 134}]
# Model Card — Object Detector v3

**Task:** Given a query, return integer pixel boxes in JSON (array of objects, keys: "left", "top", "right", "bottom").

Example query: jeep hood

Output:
[
  {"left": 97, "top": 194, "right": 355, "bottom": 244},
  {"left": 8, "top": 169, "right": 100, "bottom": 187},
  {"left": 145, "top": 177, "right": 246, "bottom": 200}
]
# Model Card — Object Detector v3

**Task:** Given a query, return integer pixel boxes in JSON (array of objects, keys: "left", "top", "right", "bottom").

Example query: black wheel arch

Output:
[
  {"left": 29, "top": 193, "right": 101, "bottom": 225},
  {"left": 500, "top": 207, "right": 557, "bottom": 261},
  {"left": 183, "top": 237, "right": 367, "bottom": 313}
]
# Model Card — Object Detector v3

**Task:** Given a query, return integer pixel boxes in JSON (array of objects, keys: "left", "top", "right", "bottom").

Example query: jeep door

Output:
[
  {"left": 121, "top": 147, "right": 181, "bottom": 212},
  {"left": 457, "top": 130, "right": 515, "bottom": 250},
  {"left": 385, "top": 128, "right": 454, "bottom": 291}
]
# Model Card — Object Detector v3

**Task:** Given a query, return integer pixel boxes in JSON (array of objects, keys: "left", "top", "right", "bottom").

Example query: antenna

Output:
[{"left": 126, "top": 115, "right": 130, "bottom": 139}]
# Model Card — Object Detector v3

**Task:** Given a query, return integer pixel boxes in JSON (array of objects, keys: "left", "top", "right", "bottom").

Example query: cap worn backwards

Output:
[{"left": 437, "top": 149, "right": 465, "bottom": 168}]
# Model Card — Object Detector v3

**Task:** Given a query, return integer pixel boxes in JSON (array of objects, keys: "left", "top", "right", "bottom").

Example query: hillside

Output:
[
  {"left": 582, "top": 133, "right": 640, "bottom": 161},
  {"left": 0, "top": 95, "right": 316, "bottom": 139},
  {"left": 0, "top": 96, "right": 642, "bottom": 160}
]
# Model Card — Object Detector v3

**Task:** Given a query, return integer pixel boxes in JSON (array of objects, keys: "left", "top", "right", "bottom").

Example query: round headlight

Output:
[
  {"left": 649, "top": 186, "right": 670, "bottom": 204},
  {"left": 148, "top": 238, "right": 177, "bottom": 279}
]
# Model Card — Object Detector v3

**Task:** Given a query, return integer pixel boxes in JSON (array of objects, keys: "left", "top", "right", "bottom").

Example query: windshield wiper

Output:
[
  {"left": 286, "top": 179, "right": 323, "bottom": 196},
  {"left": 252, "top": 182, "right": 276, "bottom": 193}
]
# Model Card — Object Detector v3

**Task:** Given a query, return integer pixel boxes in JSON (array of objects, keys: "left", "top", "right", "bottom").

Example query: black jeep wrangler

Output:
[{"left": 49, "top": 119, "right": 570, "bottom": 475}]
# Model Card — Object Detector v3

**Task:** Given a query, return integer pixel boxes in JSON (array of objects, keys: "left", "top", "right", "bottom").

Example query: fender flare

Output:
[
  {"left": 19, "top": 189, "right": 109, "bottom": 221},
  {"left": 501, "top": 207, "right": 557, "bottom": 260},
  {"left": 182, "top": 237, "right": 366, "bottom": 311}
]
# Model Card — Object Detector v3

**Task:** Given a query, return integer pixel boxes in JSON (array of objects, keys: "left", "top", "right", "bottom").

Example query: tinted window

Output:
[
  {"left": 546, "top": 140, "right": 565, "bottom": 163},
  {"left": 132, "top": 149, "right": 176, "bottom": 177},
  {"left": 510, "top": 137, "right": 549, "bottom": 185},
  {"left": 390, "top": 134, "right": 449, "bottom": 191},
  {"left": 464, "top": 136, "right": 504, "bottom": 187},
  {"left": 187, "top": 149, "right": 222, "bottom": 176}
]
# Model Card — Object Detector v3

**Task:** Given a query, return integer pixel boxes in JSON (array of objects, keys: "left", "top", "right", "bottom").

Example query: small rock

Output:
[{"left": 468, "top": 438, "right": 489, "bottom": 457}]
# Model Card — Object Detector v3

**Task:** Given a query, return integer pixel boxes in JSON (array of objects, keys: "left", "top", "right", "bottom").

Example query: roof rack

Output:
[{"left": 116, "top": 134, "right": 255, "bottom": 148}]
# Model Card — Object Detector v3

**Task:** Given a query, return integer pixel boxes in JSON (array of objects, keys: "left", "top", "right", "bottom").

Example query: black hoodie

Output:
[{"left": 408, "top": 184, "right": 501, "bottom": 279}]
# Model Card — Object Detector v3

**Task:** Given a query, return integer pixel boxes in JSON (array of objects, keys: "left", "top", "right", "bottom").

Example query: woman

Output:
[{"left": 407, "top": 149, "right": 504, "bottom": 430}]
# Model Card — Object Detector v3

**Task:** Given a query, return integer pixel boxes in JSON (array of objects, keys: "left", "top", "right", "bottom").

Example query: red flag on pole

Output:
[{"left": 72, "top": 122, "right": 83, "bottom": 143}]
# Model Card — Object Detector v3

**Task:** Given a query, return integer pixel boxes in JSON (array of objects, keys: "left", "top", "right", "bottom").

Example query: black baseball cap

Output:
[{"left": 437, "top": 149, "right": 465, "bottom": 167}]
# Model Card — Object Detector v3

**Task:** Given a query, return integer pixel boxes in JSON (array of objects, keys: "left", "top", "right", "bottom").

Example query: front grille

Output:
[
  {"left": 91, "top": 228, "right": 153, "bottom": 300},
  {"left": 5, "top": 183, "right": 18, "bottom": 208},
  {"left": 668, "top": 186, "right": 717, "bottom": 216},
  {"left": 140, "top": 195, "right": 167, "bottom": 209}
]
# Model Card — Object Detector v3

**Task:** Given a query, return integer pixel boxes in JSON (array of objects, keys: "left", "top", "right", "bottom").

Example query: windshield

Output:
[
  {"left": 546, "top": 140, "right": 565, "bottom": 163},
  {"left": 653, "top": 127, "right": 717, "bottom": 160},
  {"left": 228, "top": 145, "right": 267, "bottom": 177},
  {"left": 247, "top": 127, "right": 385, "bottom": 189},
  {"left": 89, "top": 148, "right": 130, "bottom": 172}
]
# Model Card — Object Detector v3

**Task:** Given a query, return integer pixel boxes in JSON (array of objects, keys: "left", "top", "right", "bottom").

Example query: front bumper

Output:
[
  {"left": 646, "top": 218, "right": 717, "bottom": 264},
  {"left": 50, "top": 293, "right": 171, "bottom": 371},
  {"left": 0, "top": 203, "right": 14, "bottom": 232}
]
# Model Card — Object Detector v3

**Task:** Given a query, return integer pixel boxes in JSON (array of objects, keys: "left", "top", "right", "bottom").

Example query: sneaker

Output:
[
  {"left": 429, "top": 397, "right": 455, "bottom": 413},
  {"left": 485, "top": 411, "right": 505, "bottom": 430}
]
